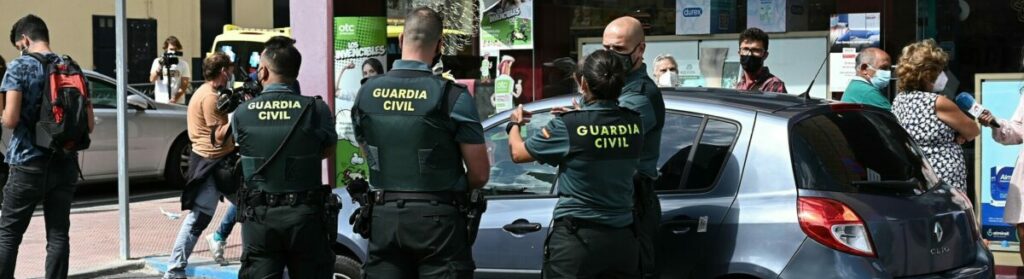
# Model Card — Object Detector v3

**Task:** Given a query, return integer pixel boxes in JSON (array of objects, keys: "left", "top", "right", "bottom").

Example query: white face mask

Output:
[
  {"left": 931, "top": 71, "right": 948, "bottom": 93},
  {"left": 657, "top": 71, "right": 679, "bottom": 87}
]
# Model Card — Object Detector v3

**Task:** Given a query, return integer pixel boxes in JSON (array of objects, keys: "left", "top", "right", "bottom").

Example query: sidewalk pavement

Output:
[{"left": 10, "top": 196, "right": 241, "bottom": 279}]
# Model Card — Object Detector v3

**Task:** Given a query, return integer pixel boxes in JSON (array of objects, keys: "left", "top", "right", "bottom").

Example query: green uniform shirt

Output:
[
  {"left": 618, "top": 64, "right": 665, "bottom": 179},
  {"left": 525, "top": 100, "right": 642, "bottom": 228},
  {"left": 231, "top": 83, "right": 337, "bottom": 192},
  {"left": 840, "top": 78, "right": 892, "bottom": 111}
]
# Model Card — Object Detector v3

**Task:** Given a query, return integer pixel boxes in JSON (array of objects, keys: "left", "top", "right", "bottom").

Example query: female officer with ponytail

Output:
[{"left": 507, "top": 49, "right": 643, "bottom": 278}]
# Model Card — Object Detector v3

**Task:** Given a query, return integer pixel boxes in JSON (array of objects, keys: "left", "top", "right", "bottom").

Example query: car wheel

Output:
[
  {"left": 164, "top": 135, "right": 191, "bottom": 187},
  {"left": 333, "top": 255, "right": 361, "bottom": 279}
]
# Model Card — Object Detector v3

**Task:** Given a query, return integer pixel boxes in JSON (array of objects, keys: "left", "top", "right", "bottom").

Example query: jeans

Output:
[
  {"left": 215, "top": 204, "right": 237, "bottom": 239},
  {"left": 165, "top": 175, "right": 219, "bottom": 278},
  {"left": 0, "top": 156, "right": 79, "bottom": 279}
]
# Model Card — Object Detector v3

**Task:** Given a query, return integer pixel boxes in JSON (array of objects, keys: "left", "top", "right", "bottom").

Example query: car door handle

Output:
[
  {"left": 503, "top": 219, "right": 542, "bottom": 234},
  {"left": 665, "top": 219, "right": 700, "bottom": 235}
]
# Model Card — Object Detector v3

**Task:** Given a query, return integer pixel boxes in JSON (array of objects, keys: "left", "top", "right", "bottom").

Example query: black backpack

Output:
[{"left": 27, "top": 53, "right": 91, "bottom": 154}]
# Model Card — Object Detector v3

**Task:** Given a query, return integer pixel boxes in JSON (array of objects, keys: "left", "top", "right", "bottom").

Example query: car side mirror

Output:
[{"left": 126, "top": 95, "right": 149, "bottom": 111}]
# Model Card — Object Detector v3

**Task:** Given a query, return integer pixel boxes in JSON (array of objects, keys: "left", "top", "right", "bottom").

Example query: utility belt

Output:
[
  {"left": 346, "top": 179, "right": 486, "bottom": 244},
  {"left": 237, "top": 185, "right": 342, "bottom": 242},
  {"left": 374, "top": 190, "right": 464, "bottom": 206},
  {"left": 553, "top": 216, "right": 626, "bottom": 233}
]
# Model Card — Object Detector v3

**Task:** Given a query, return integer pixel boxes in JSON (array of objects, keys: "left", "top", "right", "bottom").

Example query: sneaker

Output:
[{"left": 206, "top": 233, "right": 228, "bottom": 265}]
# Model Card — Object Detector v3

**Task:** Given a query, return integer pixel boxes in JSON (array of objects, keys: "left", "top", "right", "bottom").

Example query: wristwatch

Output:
[{"left": 506, "top": 121, "right": 522, "bottom": 134}]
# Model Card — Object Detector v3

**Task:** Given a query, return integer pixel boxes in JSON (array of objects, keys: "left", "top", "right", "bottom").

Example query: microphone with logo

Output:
[{"left": 954, "top": 92, "right": 1001, "bottom": 129}]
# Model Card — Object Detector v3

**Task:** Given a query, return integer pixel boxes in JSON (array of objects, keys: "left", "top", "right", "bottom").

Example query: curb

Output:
[
  {"left": 67, "top": 260, "right": 146, "bottom": 279},
  {"left": 144, "top": 256, "right": 239, "bottom": 279}
]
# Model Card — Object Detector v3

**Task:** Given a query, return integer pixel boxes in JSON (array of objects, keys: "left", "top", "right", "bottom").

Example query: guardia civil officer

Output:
[
  {"left": 508, "top": 49, "right": 644, "bottom": 278},
  {"left": 351, "top": 6, "right": 490, "bottom": 278},
  {"left": 603, "top": 16, "right": 666, "bottom": 279},
  {"left": 232, "top": 36, "right": 338, "bottom": 278}
]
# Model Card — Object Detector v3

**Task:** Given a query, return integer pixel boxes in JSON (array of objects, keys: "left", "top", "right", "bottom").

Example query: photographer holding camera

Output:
[{"left": 150, "top": 36, "right": 191, "bottom": 104}]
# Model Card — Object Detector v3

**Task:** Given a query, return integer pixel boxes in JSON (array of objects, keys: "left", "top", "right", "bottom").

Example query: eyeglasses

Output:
[{"left": 739, "top": 47, "right": 766, "bottom": 56}]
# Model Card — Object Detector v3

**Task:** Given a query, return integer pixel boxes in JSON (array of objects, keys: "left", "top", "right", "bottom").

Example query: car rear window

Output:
[{"left": 790, "top": 110, "right": 942, "bottom": 196}]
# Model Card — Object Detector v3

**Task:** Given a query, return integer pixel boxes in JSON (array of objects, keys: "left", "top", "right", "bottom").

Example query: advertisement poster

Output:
[
  {"left": 492, "top": 54, "right": 517, "bottom": 114},
  {"left": 676, "top": 0, "right": 736, "bottom": 35},
  {"left": 333, "top": 17, "right": 386, "bottom": 186},
  {"left": 979, "top": 78, "right": 1024, "bottom": 248},
  {"left": 747, "top": 0, "right": 787, "bottom": 33},
  {"left": 828, "top": 48, "right": 858, "bottom": 93},
  {"left": 828, "top": 13, "right": 880, "bottom": 96},
  {"left": 480, "top": 0, "right": 534, "bottom": 53},
  {"left": 829, "top": 13, "right": 881, "bottom": 53}
]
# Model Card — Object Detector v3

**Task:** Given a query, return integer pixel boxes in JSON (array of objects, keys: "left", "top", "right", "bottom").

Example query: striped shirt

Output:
[{"left": 735, "top": 67, "right": 788, "bottom": 93}]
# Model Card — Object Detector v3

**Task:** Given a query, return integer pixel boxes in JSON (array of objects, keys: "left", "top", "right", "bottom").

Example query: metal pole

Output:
[{"left": 115, "top": 0, "right": 131, "bottom": 260}]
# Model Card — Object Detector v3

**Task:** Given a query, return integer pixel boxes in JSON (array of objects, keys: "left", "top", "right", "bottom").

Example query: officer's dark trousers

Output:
[
  {"left": 364, "top": 201, "right": 474, "bottom": 279},
  {"left": 0, "top": 156, "right": 78, "bottom": 279},
  {"left": 239, "top": 204, "right": 335, "bottom": 279},
  {"left": 542, "top": 219, "right": 639, "bottom": 279},
  {"left": 634, "top": 174, "right": 661, "bottom": 278}
]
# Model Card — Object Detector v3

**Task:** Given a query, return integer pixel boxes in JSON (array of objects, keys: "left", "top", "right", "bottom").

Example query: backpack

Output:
[{"left": 26, "top": 53, "right": 91, "bottom": 154}]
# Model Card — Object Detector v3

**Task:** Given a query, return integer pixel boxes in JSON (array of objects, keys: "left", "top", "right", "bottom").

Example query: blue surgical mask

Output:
[{"left": 868, "top": 66, "right": 891, "bottom": 90}]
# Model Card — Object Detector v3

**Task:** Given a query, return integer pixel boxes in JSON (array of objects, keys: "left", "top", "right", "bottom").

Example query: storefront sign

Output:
[
  {"left": 333, "top": 17, "right": 386, "bottom": 186},
  {"left": 480, "top": 0, "right": 534, "bottom": 53},
  {"left": 492, "top": 54, "right": 516, "bottom": 114}
]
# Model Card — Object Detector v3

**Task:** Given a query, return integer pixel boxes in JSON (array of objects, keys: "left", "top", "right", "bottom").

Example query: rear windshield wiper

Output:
[{"left": 851, "top": 178, "right": 923, "bottom": 195}]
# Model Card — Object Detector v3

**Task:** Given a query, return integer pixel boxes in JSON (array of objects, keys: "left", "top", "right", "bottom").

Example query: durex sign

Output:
[{"left": 682, "top": 7, "right": 703, "bottom": 17}]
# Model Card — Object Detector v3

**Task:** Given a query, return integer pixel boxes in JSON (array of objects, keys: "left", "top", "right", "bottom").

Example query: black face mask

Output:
[
  {"left": 611, "top": 44, "right": 640, "bottom": 72},
  {"left": 740, "top": 55, "right": 764, "bottom": 73}
]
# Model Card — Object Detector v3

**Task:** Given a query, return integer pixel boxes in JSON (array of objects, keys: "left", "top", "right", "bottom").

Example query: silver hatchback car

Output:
[{"left": 331, "top": 88, "right": 993, "bottom": 279}]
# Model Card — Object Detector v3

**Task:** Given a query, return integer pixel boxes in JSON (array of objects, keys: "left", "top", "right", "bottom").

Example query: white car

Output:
[{"left": 0, "top": 70, "right": 192, "bottom": 186}]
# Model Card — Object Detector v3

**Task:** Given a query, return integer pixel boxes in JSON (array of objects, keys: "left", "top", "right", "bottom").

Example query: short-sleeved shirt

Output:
[
  {"left": 150, "top": 58, "right": 191, "bottom": 104},
  {"left": 840, "top": 77, "right": 892, "bottom": 111},
  {"left": 526, "top": 100, "right": 642, "bottom": 228},
  {"left": 0, "top": 53, "right": 74, "bottom": 165},
  {"left": 618, "top": 64, "right": 665, "bottom": 179},
  {"left": 351, "top": 60, "right": 484, "bottom": 145},
  {"left": 188, "top": 83, "right": 234, "bottom": 159}
]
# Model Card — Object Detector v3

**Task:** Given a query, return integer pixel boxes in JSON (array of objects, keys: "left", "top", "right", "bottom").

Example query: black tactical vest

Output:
[
  {"left": 562, "top": 108, "right": 644, "bottom": 162},
  {"left": 354, "top": 72, "right": 465, "bottom": 192},
  {"left": 233, "top": 89, "right": 321, "bottom": 193}
]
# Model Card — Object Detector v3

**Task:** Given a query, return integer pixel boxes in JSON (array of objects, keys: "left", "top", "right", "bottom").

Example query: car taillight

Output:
[{"left": 798, "top": 197, "right": 876, "bottom": 257}]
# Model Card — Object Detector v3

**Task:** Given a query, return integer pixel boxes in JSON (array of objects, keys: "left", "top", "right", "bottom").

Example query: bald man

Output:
[
  {"left": 353, "top": 6, "right": 489, "bottom": 279},
  {"left": 840, "top": 47, "right": 893, "bottom": 110},
  {"left": 603, "top": 16, "right": 665, "bottom": 279}
]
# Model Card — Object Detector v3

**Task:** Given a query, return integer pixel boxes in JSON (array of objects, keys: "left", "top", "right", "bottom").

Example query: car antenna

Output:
[{"left": 799, "top": 32, "right": 841, "bottom": 102}]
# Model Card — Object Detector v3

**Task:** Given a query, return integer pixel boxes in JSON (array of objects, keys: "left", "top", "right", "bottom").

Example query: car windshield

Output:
[
  {"left": 790, "top": 110, "right": 942, "bottom": 196},
  {"left": 212, "top": 40, "right": 265, "bottom": 81}
]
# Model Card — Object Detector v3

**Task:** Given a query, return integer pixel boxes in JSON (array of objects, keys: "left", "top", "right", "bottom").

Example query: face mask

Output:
[
  {"left": 657, "top": 71, "right": 679, "bottom": 87},
  {"left": 931, "top": 71, "right": 948, "bottom": 93},
  {"left": 868, "top": 66, "right": 891, "bottom": 90},
  {"left": 611, "top": 44, "right": 640, "bottom": 71},
  {"left": 740, "top": 55, "right": 764, "bottom": 73}
]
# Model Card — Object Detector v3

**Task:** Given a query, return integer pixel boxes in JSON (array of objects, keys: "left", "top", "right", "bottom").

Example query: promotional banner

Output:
[
  {"left": 480, "top": 0, "right": 534, "bottom": 53},
  {"left": 978, "top": 77, "right": 1024, "bottom": 249},
  {"left": 333, "top": 17, "right": 386, "bottom": 186}
]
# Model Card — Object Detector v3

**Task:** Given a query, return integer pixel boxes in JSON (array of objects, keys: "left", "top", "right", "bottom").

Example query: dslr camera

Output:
[{"left": 216, "top": 78, "right": 264, "bottom": 114}]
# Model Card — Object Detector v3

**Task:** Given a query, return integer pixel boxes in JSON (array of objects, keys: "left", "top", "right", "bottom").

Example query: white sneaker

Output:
[{"left": 206, "top": 233, "right": 228, "bottom": 265}]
